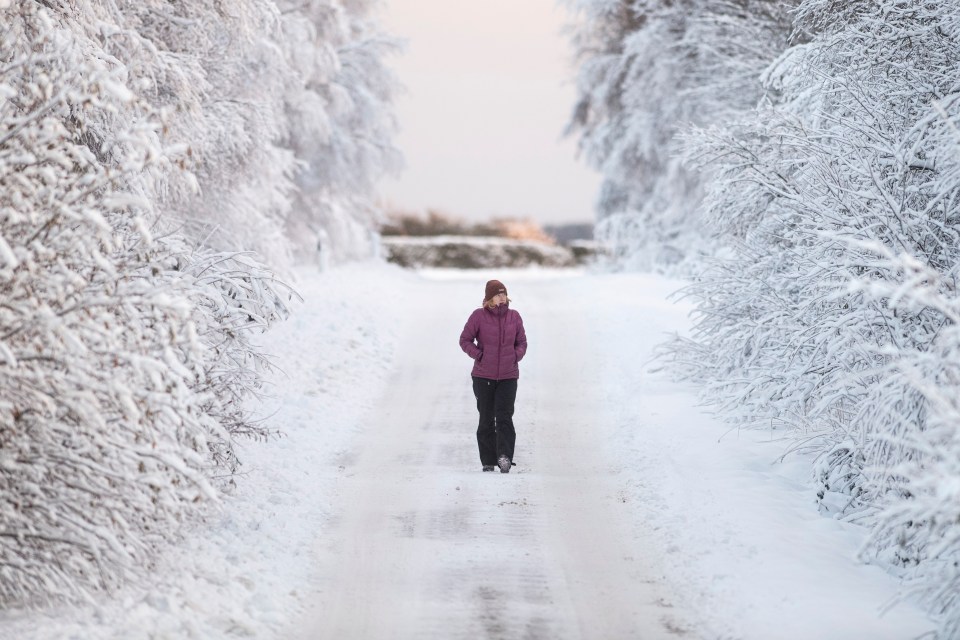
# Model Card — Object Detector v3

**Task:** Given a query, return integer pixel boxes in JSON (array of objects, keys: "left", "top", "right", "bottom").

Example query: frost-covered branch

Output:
[{"left": 662, "top": 1, "right": 960, "bottom": 635}]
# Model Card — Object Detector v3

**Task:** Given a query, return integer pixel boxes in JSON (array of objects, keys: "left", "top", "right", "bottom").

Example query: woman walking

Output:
[{"left": 459, "top": 279, "right": 527, "bottom": 473}]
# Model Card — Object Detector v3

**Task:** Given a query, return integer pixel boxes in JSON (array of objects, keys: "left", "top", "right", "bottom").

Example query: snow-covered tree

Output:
[
  {"left": 666, "top": 1, "right": 960, "bottom": 634},
  {"left": 47, "top": 0, "right": 399, "bottom": 271},
  {"left": 564, "top": 0, "right": 793, "bottom": 271},
  {"left": 0, "top": 1, "right": 299, "bottom": 606},
  {"left": 55, "top": 0, "right": 299, "bottom": 268},
  {"left": 278, "top": 0, "right": 402, "bottom": 264},
  {"left": 0, "top": 7, "right": 215, "bottom": 605},
  {"left": 0, "top": 0, "right": 396, "bottom": 611}
]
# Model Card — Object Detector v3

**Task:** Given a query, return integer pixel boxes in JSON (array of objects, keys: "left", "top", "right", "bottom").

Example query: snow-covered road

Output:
[
  {"left": 296, "top": 272, "right": 689, "bottom": 639},
  {"left": 285, "top": 267, "right": 937, "bottom": 640},
  {"left": 3, "top": 264, "right": 936, "bottom": 639}
]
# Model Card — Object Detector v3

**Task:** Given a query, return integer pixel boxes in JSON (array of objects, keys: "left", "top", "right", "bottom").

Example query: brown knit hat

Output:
[{"left": 484, "top": 279, "right": 507, "bottom": 302}]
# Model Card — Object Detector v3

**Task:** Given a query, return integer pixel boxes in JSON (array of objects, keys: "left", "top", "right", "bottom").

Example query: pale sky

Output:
[{"left": 378, "top": 0, "right": 602, "bottom": 225}]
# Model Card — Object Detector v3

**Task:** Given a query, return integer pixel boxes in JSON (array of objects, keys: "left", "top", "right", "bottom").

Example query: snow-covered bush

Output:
[
  {"left": 848, "top": 248, "right": 960, "bottom": 637},
  {"left": 0, "top": 1, "right": 301, "bottom": 606},
  {"left": 564, "top": 0, "right": 793, "bottom": 272},
  {"left": 665, "top": 1, "right": 960, "bottom": 634},
  {"left": 171, "top": 247, "right": 294, "bottom": 471},
  {"left": 0, "top": 8, "right": 216, "bottom": 605},
  {"left": 0, "top": 0, "right": 396, "bottom": 611}
]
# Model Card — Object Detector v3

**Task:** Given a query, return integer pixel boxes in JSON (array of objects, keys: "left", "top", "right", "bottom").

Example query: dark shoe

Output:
[
  {"left": 482, "top": 465, "right": 496, "bottom": 472},
  {"left": 498, "top": 455, "right": 511, "bottom": 473}
]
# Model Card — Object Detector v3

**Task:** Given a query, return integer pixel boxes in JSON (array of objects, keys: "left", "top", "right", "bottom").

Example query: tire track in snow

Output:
[{"left": 295, "top": 272, "right": 694, "bottom": 639}]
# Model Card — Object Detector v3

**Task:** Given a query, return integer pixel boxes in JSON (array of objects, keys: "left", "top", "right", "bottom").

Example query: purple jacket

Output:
[{"left": 459, "top": 304, "right": 527, "bottom": 380}]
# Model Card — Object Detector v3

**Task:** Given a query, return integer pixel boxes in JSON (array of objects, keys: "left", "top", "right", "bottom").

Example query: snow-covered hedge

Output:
[
  {"left": 0, "top": 9, "right": 217, "bottom": 605},
  {"left": 383, "top": 236, "right": 579, "bottom": 269},
  {"left": 853, "top": 249, "right": 960, "bottom": 637},
  {"left": 656, "top": 1, "right": 960, "bottom": 635},
  {"left": 0, "top": 0, "right": 391, "bottom": 608}
]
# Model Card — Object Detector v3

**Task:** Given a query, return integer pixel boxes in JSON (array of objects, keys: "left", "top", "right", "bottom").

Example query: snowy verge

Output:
[
  {"left": 572, "top": 271, "right": 935, "bottom": 639},
  {"left": 0, "top": 261, "right": 419, "bottom": 640}
]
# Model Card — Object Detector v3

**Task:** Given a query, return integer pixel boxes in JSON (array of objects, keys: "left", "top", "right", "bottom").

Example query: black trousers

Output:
[{"left": 472, "top": 377, "right": 517, "bottom": 465}]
